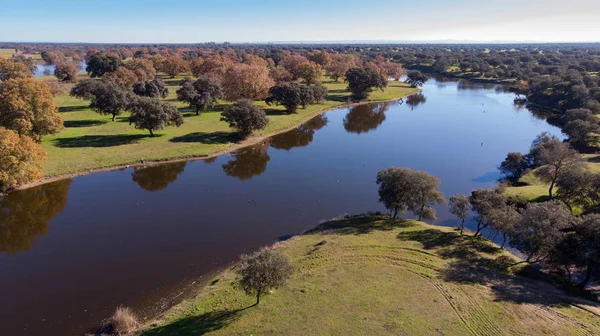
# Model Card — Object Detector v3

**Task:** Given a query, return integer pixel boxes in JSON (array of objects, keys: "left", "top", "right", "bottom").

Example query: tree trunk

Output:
[
  {"left": 196, "top": 110, "right": 200, "bottom": 116},
  {"left": 392, "top": 207, "right": 399, "bottom": 219},
  {"left": 549, "top": 178, "right": 556, "bottom": 198},
  {"left": 578, "top": 262, "right": 594, "bottom": 288},
  {"left": 564, "top": 265, "right": 572, "bottom": 281},
  {"left": 149, "top": 129, "right": 154, "bottom": 137},
  {"left": 112, "top": 114, "right": 116, "bottom": 122},
  {"left": 256, "top": 291, "right": 261, "bottom": 305},
  {"left": 460, "top": 219, "right": 465, "bottom": 235},
  {"left": 500, "top": 233, "right": 507, "bottom": 249},
  {"left": 474, "top": 219, "right": 483, "bottom": 237}
]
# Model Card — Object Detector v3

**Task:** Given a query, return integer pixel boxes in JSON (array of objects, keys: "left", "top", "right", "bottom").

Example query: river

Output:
[
  {"left": 0, "top": 77, "right": 562, "bottom": 335},
  {"left": 34, "top": 62, "right": 87, "bottom": 77}
]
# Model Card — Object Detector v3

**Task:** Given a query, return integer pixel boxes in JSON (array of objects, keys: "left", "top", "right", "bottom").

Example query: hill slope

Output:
[{"left": 141, "top": 216, "right": 600, "bottom": 336}]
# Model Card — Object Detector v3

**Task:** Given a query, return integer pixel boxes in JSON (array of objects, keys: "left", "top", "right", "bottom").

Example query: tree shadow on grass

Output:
[
  {"left": 53, "top": 134, "right": 156, "bottom": 148},
  {"left": 162, "top": 78, "right": 183, "bottom": 86},
  {"left": 264, "top": 108, "right": 293, "bottom": 116},
  {"left": 170, "top": 131, "right": 238, "bottom": 144},
  {"left": 397, "top": 229, "right": 501, "bottom": 256},
  {"left": 306, "top": 214, "right": 414, "bottom": 235},
  {"left": 586, "top": 154, "right": 600, "bottom": 164},
  {"left": 326, "top": 94, "right": 350, "bottom": 103},
  {"left": 142, "top": 306, "right": 253, "bottom": 336},
  {"left": 58, "top": 105, "right": 88, "bottom": 113},
  {"left": 63, "top": 120, "right": 107, "bottom": 128}
]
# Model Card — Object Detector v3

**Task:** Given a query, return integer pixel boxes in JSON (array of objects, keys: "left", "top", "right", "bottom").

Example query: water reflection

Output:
[
  {"left": 222, "top": 142, "right": 271, "bottom": 180},
  {"left": 343, "top": 102, "right": 392, "bottom": 134},
  {"left": 131, "top": 162, "right": 187, "bottom": 192},
  {"left": 405, "top": 92, "right": 427, "bottom": 110},
  {"left": 456, "top": 79, "right": 511, "bottom": 93},
  {"left": 0, "top": 179, "right": 72, "bottom": 254},
  {"left": 271, "top": 115, "right": 328, "bottom": 150}
]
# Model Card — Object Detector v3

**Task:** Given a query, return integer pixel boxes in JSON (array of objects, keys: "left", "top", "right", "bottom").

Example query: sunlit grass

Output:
[
  {"left": 39, "top": 74, "right": 418, "bottom": 176},
  {"left": 140, "top": 216, "right": 600, "bottom": 336}
]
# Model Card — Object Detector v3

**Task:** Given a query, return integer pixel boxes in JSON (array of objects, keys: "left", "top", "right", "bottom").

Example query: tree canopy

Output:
[
  {"left": 0, "top": 78, "right": 63, "bottom": 141},
  {"left": 346, "top": 67, "right": 387, "bottom": 100},
  {"left": 220, "top": 99, "right": 269, "bottom": 137},
  {"left": 128, "top": 97, "right": 184, "bottom": 136},
  {"left": 236, "top": 247, "right": 293, "bottom": 305}
]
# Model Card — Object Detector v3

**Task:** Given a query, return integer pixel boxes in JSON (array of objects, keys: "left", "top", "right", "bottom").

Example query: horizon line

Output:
[{"left": 2, "top": 39, "right": 600, "bottom": 45}]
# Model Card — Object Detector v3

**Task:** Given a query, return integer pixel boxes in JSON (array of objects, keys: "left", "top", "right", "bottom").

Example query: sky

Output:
[{"left": 0, "top": 0, "right": 599, "bottom": 43}]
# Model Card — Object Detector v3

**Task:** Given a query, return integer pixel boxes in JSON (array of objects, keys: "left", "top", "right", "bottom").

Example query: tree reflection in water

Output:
[
  {"left": 131, "top": 162, "right": 187, "bottom": 192},
  {"left": 405, "top": 92, "right": 427, "bottom": 111},
  {"left": 270, "top": 115, "right": 328, "bottom": 150},
  {"left": 343, "top": 102, "right": 392, "bottom": 134},
  {"left": 0, "top": 179, "right": 72, "bottom": 254},
  {"left": 222, "top": 142, "right": 271, "bottom": 180}
]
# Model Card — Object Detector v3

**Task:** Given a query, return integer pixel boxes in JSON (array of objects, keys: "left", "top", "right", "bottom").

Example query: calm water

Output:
[
  {"left": 0, "top": 78, "right": 562, "bottom": 335},
  {"left": 34, "top": 62, "right": 87, "bottom": 77}
]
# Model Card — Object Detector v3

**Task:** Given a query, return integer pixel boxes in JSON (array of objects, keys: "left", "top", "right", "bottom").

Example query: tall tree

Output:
[
  {"left": 128, "top": 97, "right": 183, "bottom": 136},
  {"left": 162, "top": 55, "right": 189, "bottom": 78},
  {"left": 220, "top": 99, "right": 269, "bottom": 137},
  {"left": 53, "top": 62, "right": 78, "bottom": 83},
  {"left": 405, "top": 71, "right": 428, "bottom": 88},
  {"left": 71, "top": 79, "right": 131, "bottom": 121},
  {"left": 509, "top": 201, "right": 574, "bottom": 263},
  {"left": 132, "top": 77, "right": 169, "bottom": 98},
  {"left": 0, "top": 58, "right": 32, "bottom": 81},
  {"left": 0, "top": 127, "right": 47, "bottom": 192},
  {"left": 307, "top": 50, "right": 332, "bottom": 67},
  {"left": 326, "top": 54, "right": 357, "bottom": 82},
  {"left": 408, "top": 170, "right": 446, "bottom": 221},
  {"left": 176, "top": 76, "right": 222, "bottom": 115},
  {"left": 469, "top": 189, "right": 506, "bottom": 237},
  {"left": 449, "top": 194, "right": 471, "bottom": 235},
  {"left": 346, "top": 67, "right": 387, "bottom": 100},
  {"left": 222, "top": 64, "right": 274, "bottom": 101},
  {"left": 499, "top": 152, "right": 528, "bottom": 183},
  {"left": 533, "top": 139, "right": 579, "bottom": 197},
  {"left": 376, "top": 167, "right": 445, "bottom": 219},
  {"left": 86, "top": 53, "right": 122, "bottom": 78},
  {"left": 0, "top": 78, "right": 63, "bottom": 141},
  {"left": 297, "top": 62, "right": 322, "bottom": 85},
  {"left": 103, "top": 67, "right": 138, "bottom": 88},
  {"left": 488, "top": 204, "right": 521, "bottom": 249}
]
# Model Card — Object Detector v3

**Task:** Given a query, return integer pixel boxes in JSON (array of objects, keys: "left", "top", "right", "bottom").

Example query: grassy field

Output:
[
  {"left": 38, "top": 75, "right": 418, "bottom": 176},
  {"left": 503, "top": 153, "right": 600, "bottom": 206},
  {"left": 0, "top": 48, "right": 15, "bottom": 59},
  {"left": 140, "top": 215, "right": 600, "bottom": 336}
]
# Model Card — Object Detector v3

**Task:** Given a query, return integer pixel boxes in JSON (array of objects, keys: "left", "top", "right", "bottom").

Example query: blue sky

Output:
[{"left": 0, "top": 0, "right": 599, "bottom": 43}]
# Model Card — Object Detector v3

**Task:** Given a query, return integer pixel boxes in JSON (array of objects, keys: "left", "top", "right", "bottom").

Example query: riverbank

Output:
[
  {"left": 18, "top": 78, "right": 418, "bottom": 192},
  {"left": 137, "top": 215, "right": 600, "bottom": 335}
]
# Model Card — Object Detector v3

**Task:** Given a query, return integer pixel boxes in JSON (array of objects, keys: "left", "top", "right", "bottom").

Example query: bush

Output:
[{"left": 110, "top": 306, "right": 139, "bottom": 336}]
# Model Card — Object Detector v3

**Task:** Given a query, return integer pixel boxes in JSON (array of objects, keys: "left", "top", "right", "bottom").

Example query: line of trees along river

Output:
[{"left": 0, "top": 77, "right": 562, "bottom": 336}]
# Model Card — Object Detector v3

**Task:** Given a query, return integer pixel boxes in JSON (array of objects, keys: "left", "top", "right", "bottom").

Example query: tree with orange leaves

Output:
[
  {"left": 0, "top": 78, "right": 63, "bottom": 141},
  {"left": 162, "top": 55, "right": 189, "bottom": 78},
  {"left": 0, "top": 127, "right": 47, "bottom": 192},
  {"left": 222, "top": 64, "right": 274, "bottom": 101},
  {"left": 0, "top": 58, "right": 32, "bottom": 81}
]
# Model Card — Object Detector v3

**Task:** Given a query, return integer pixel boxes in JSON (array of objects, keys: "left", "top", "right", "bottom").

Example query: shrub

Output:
[{"left": 110, "top": 306, "right": 139, "bottom": 336}]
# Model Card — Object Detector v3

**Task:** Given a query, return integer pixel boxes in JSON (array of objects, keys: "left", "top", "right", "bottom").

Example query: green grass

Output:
[
  {"left": 140, "top": 216, "right": 600, "bottom": 336},
  {"left": 39, "top": 75, "right": 418, "bottom": 176},
  {"left": 0, "top": 48, "right": 15, "bottom": 59},
  {"left": 503, "top": 153, "right": 600, "bottom": 206}
]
